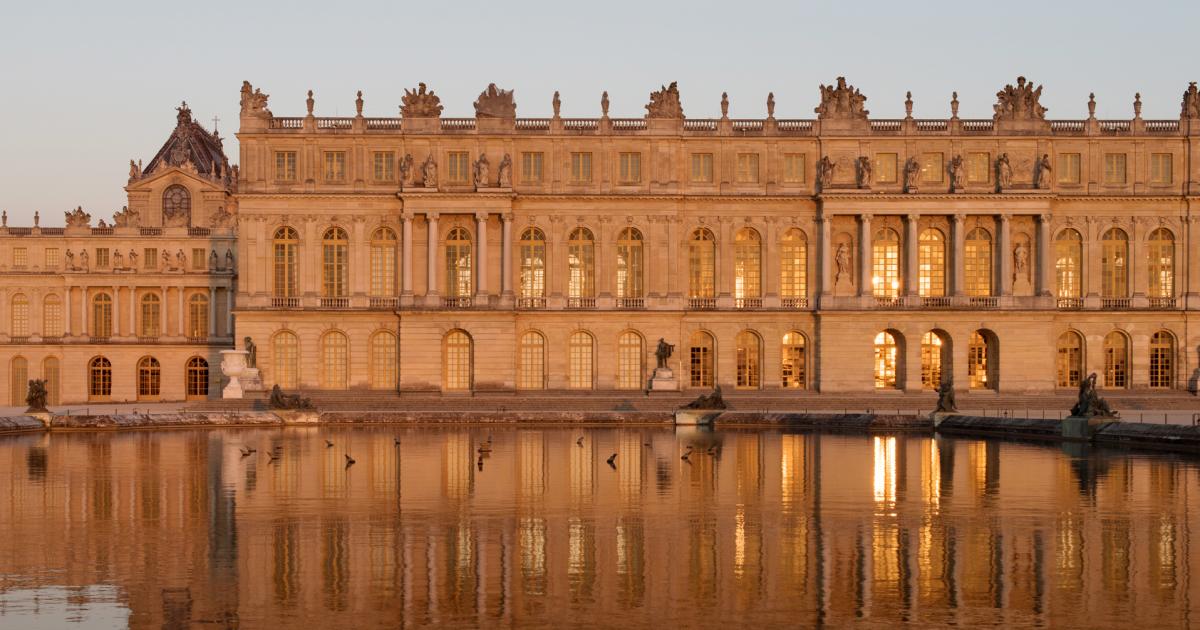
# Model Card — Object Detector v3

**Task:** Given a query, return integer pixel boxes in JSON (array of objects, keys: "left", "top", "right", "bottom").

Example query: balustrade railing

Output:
[
  {"left": 870, "top": 120, "right": 902, "bottom": 133},
  {"left": 1057, "top": 297, "right": 1084, "bottom": 310},
  {"left": 781, "top": 297, "right": 809, "bottom": 309},
  {"left": 269, "top": 118, "right": 303, "bottom": 129},
  {"left": 515, "top": 118, "right": 550, "bottom": 131},
  {"left": 1050, "top": 120, "right": 1085, "bottom": 134},
  {"left": 316, "top": 118, "right": 353, "bottom": 130},
  {"left": 562, "top": 118, "right": 598, "bottom": 131},
  {"left": 320, "top": 297, "right": 350, "bottom": 309},
  {"left": 1148, "top": 296, "right": 1177, "bottom": 309},
  {"left": 922, "top": 296, "right": 953, "bottom": 308},
  {"left": 969, "top": 296, "right": 999, "bottom": 309},
  {"left": 735, "top": 298, "right": 762, "bottom": 309},
  {"left": 682, "top": 119, "right": 717, "bottom": 132},
  {"left": 364, "top": 118, "right": 401, "bottom": 130},
  {"left": 874, "top": 296, "right": 903, "bottom": 308},
  {"left": 610, "top": 118, "right": 647, "bottom": 131},
  {"left": 440, "top": 118, "right": 476, "bottom": 131},
  {"left": 961, "top": 119, "right": 994, "bottom": 133},
  {"left": 442, "top": 296, "right": 473, "bottom": 309},
  {"left": 915, "top": 119, "right": 948, "bottom": 132},
  {"left": 1099, "top": 120, "right": 1131, "bottom": 134},
  {"left": 517, "top": 297, "right": 546, "bottom": 309},
  {"left": 1101, "top": 297, "right": 1132, "bottom": 310},
  {"left": 1145, "top": 120, "right": 1180, "bottom": 133},
  {"left": 616, "top": 297, "right": 644, "bottom": 309},
  {"left": 776, "top": 120, "right": 814, "bottom": 134},
  {"left": 369, "top": 296, "right": 400, "bottom": 310},
  {"left": 688, "top": 298, "right": 717, "bottom": 310},
  {"left": 566, "top": 297, "right": 596, "bottom": 309},
  {"left": 271, "top": 297, "right": 300, "bottom": 309}
]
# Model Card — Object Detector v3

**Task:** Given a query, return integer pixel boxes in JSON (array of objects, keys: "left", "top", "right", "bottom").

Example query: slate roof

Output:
[{"left": 143, "top": 102, "right": 231, "bottom": 181}]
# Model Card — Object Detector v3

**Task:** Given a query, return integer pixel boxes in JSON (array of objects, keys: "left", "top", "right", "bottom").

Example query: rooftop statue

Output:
[
  {"left": 112, "top": 205, "right": 138, "bottom": 228},
  {"left": 645, "top": 81, "right": 684, "bottom": 119},
  {"left": 239, "top": 81, "right": 271, "bottom": 117},
  {"left": 474, "top": 83, "right": 516, "bottom": 118},
  {"left": 1182, "top": 82, "right": 1200, "bottom": 119},
  {"left": 400, "top": 83, "right": 443, "bottom": 118},
  {"left": 176, "top": 101, "right": 193, "bottom": 127},
  {"left": 1070, "top": 373, "right": 1119, "bottom": 418},
  {"left": 993, "top": 76, "right": 1047, "bottom": 121},
  {"left": 64, "top": 206, "right": 91, "bottom": 228},
  {"left": 814, "top": 77, "right": 868, "bottom": 120}
]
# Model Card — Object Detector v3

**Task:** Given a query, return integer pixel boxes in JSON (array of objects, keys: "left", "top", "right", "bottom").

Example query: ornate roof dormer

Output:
[{"left": 141, "top": 101, "right": 233, "bottom": 186}]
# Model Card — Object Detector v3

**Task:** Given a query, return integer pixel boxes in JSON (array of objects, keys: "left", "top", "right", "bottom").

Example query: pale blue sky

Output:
[{"left": 1, "top": 0, "right": 1196, "bottom": 224}]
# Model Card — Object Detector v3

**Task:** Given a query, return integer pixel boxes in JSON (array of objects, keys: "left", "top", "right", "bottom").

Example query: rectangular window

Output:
[
  {"left": 144, "top": 248, "right": 157, "bottom": 269},
  {"left": 447, "top": 151, "right": 470, "bottom": 183},
  {"left": 95, "top": 248, "right": 109, "bottom": 268},
  {"left": 12, "top": 247, "right": 27, "bottom": 269},
  {"left": 875, "top": 153, "right": 898, "bottom": 183},
  {"left": 44, "top": 248, "right": 59, "bottom": 268},
  {"left": 736, "top": 153, "right": 760, "bottom": 183},
  {"left": 921, "top": 152, "right": 944, "bottom": 183},
  {"left": 324, "top": 151, "right": 346, "bottom": 182},
  {"left": 691, "top": 153, "right": 714, "bottom": 183},
  {"left": 618, "top": 152, "right": 641, "bottom": 183},
  {"left": 274, "top": 151, "right": 297, "bottom": 181},
  {"left": 192, "top": 248, "right": 206, "bottom": 270},
  {"left": 967, "top": 152, "right": 990, "bottom": 183},
  {"left": 1150, "top": 153, "right": 1172, "bottom": 185},
  {"left": 783, "top": 153, "right": 806, "bottom": 183},
  {"left": 1057, "top": 153, "right": 1081, "bottom": 184},
  {"left": 373, "top": 151, "right": 395, "bottom": 181},
  {"left": 521, "top": 152, "right": 544, "bottom": 183},
  {"left": 570, "top": 152, "right": 593, "bottom": 183},
  {"left": 1104, "top": 153, "right": 1127, "bottom": 185}
]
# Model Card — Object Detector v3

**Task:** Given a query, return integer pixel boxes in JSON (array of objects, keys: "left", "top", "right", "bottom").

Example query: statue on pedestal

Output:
[
  {"left": 655, "top": 338, "right": 675, "bottom": 369},
  {"left": 244, "top": 336, "right": 257, "bottom": 368},
  {"left": 269, "top": 384, "right": 314, "bottom": 410},
  {"left": 1071, "top": 373, "right": 1119, "bottom": 418},
  {"left": 935, "top": 377, "right": 957, "bottom": 413},
  {"left": 25, "top": 379, "right": 48, "bottom": 413},
  {"left": 681, "top": 386, "right": 727, "bottom": 410}
]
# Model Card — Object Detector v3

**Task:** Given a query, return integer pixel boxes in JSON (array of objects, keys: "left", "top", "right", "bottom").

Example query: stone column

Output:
[
  {"left": 818, "top": 212, "right": 833, "bottom": 296},
  {"left": 1187, "top": 216, "right": 1200, "bottom": 308},
  {"left": 159, "top": 287, "right": 167, "bottom": 338},
  {"left": 501, "top": 213, "right": 513, "bottom": 297},
  {"left": 474, "top": 212, "right": 489, "bottom": 300},
  {"left": 178, "top": 287, "right": 185, "bottom": 336},
  {"left": 1037, "top": 214, "right": 1054, "bottom": 296},
  {"left": 1131, "top": 217, "right": 1148, "bottom": 301},
  {"left": 112, "top": 286, "right": 120, "bottom": 336},
  {"left": 401, "top": 213, "right": 414, "bottom": 298},
  {"left": 208, "top": 288, "right": 217, "bottom": 337},
  {"left": 81, "top": 285, "right": 88, "bottom": 336},
  {"left": 951, "top": 214, "right": 966, "bottom": 296},
  {"left": 998, "top": 214, "right": 1012, "bottom": 296},
  {"left": 904, "top": 214, "right": 920, "bottom": 296},
  {"left": 858, "top": 214, "right": 873, "bottom": 297},
  {"left": 425, "top": 212, "right": 439, "bottom": 303},
  {"left": 64, "top": 288, "right": 72, "bottom": 336},
  {"left": 128, "top": 286, "right": 136, "bottom": 335},
  {"left": 718, "top": 218, "right": 734, "bottom": 299}
]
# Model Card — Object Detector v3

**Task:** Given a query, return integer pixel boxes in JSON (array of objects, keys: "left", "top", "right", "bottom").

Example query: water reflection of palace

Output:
[{"left": 0, "top": 428, "right": 1196, "bottom": 627}]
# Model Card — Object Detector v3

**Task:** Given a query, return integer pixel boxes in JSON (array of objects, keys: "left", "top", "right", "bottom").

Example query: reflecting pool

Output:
[{"left": 0, "top": 427, "right": 1197, "bottom": 628}]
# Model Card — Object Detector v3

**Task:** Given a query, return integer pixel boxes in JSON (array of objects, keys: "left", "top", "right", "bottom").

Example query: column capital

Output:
[
  {"left": 906, "top": 213, "right": 920, "bottom": 223},
  {"left": 426, "top": 211, "right": 440, "bottom": 221},
  {"left": 952, "top": 213, "right": 965, "bottom": 224},
  {"left": 859, "top": 213, "right": 873, "bottom": 223},
  {"left": 1036, "top": 213, "right": 1053, "bottom": 224},
  {"left": 399, "top": 210, "right": 414, "bottom": 221},
  {"left": 474, "top": 211, "right": 489, "bottom": 223},
  {"left": 502, "top": 212, "right": 514, "bottom": 223},
  {"left": 999, "top": 213, "right": 1012, "bottom": 224}
]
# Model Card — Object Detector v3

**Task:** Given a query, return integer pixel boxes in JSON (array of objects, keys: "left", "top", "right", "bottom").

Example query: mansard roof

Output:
[{"left": 143, "top": 102, "right": 231, "bottom": 181}]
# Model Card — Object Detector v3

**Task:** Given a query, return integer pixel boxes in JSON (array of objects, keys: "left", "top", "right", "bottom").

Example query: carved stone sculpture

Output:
[
  {"left": 401, "top": 83, "right": 443, "bottom": 118},
  {"left": 645, "top": 82, "right": 684, "bottom": 119},
  {"left": 269, "top": 384, "right": 314, "bottom": 410},
  {"left": 552, "top": 91, "right": 561, "bottom": 117},
  {"left": 855, "top": 156, "right": 872, "bottom": 189},
  {"left": 814, "top": 77, "right": 868, "bottom": 120},
  {"left": 601, "top": 91, "right": 609, "bottom": 117},
  {"left": 473, "top": 152, "right": 490, "bottom": 188},
  {"left": 25, "top": 379, "right": 48, "bottom": 413},
  {"left": 655, "top": 338, "right": 675, "bottom": 369},
  {"left": 65, "top": 250, "right": 76, "bottom": 271},
  {"left": 112, "top": 206, "right": 138, "bottom": 228},
  {"left": 209, "top": 249, "right": 218, "bottom": 271},
  {"left": 209, "top": 206, "right": 234, "bottom": 229},
  {"left": 904, "top": 157, "right": 921, "bottom": 192},
  {"left": 79, "top": 249, "right": 89, "bottom": 271},
  {"left": 239, "top": 81, "right": 271, "bottom": 117},
  {"left": 767, "top": 92, "right": 775, "bottom": 118},
  {"left": 398, "top": 153, "right": 414, "bottom": 186},
  {"left": 128, "top": 249, "right": 138, "bottom": 267},
  {"left": 835, "top": 243, "right": 851, "bottom": 282},
  {"left": 176, "top": 249, "right": 187, "bottom": 269},
  {"left": 162, "top": 249, "right": 172, "bottom": 270},
  {"left": 1013, "top": 242, "right": 1028, "bottom": 276},
  {"left": 305, "top": 90, "right": 314, "bottom": 116},
  {"left": 128, "top": 159, "right": 142, "bottom": 181},
  {"left": 720, "top": 92, "right": 729, "bottom": 118},
  {"left": 1071, "top": 373, "right": 1119, "bottom": 418},
  {"left": 65, "top": 206, "right": 91, "bottom": 228},
  {"left": 244, "top": 336, "right": 257, "bottom": 369},
  {"left": 1181, "top": 82, "right": 1200, "bottom": 119},
  {"left": 817, "top": 156, "right": 836, "bottom": 190},
  {"left": 949, "top": 155, "right": 966, "bottom": 191},
  {"left": 1034, "top": 153, "right": 1052, "bottom": 189},
  {"left": 225, "top": 249, "right": 234, "bottom": 271},
  {"left": 1134, "top": 93, "right": 1142, "bottom": 118},
  {"left": 681, "top": 386, "right": 727, "bottom": 410},
  {"left": 112, "top": 249, "right": 124, "bottom": 269},
  {"left": 950, "top": 91, "right": 960, "bottom": 119},
  {"left": 422, "top": 154, "right": 438, "bottom": 188},
  {"left": 474, "top": 83, "right": 516, "bottom": 118},
  {"left": 996, "top": 153, "right": 1013, "bottom": 191},
  {"left": 935, "top": 377, "right": 957, "bottom": 413},
  {"left": 904, "top": 91, "right": 913, "bottom": 118},
  {"left": 1087, "top": 92, "right": 1097, "bottom": 118},
  {"left": 355, "top": 90, "right": 363, "bottom": 116},
  {"left": 993, "top": 76, "right": 1047, "bottom": 121},
  {"left": 497, "top": 154, "right": 512, "bottom": 188}
]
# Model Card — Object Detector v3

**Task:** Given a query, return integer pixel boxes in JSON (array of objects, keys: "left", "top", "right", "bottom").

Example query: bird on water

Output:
[
  {"left": 606, "top": 453, "right": 617, "bottom": 468},
  {"left": 345, "top": 453, "right": 356, "bottom": 467}
]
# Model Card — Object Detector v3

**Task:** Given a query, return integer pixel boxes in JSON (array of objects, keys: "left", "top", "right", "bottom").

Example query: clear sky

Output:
[{"left": 1, "top": 0, "right": 1196, "bottom": 225}]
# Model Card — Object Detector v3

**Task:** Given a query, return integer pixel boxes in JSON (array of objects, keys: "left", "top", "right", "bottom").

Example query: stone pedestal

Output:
[
  {"left": 649, "top": 367, "right": 678, "bottom": 392},
  {"left": 26, "top": 411, "right": 52, "bottom": 427},
  {"left": 219, "top": 350, "right": 248, "bottom": 399},
  {"left": 241, "top": 367, "right": 264, "bottom": 392},
  {"left": 674, "top": 409, "right": 722, "bottom": 425},
  {"left": 274, "top": 410, "right": 320, "bottom": 424},
  {"left": 1061, "top": 415, "right": 1116, "bottom": 441}
]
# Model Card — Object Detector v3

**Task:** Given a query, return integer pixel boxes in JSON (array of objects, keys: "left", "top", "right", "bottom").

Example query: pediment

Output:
[{"left": 126, "top": 165, "right": 230, "bottom": 194}]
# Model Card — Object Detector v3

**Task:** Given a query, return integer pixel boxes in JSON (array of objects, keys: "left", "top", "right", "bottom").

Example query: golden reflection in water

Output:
[{"left": 0, "top": 428, "right": 1198, "bottom": 628}]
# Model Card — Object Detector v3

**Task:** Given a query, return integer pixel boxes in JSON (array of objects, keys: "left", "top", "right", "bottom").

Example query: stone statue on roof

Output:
[
  {"left": 240, "top": 81, "right": 271, "bottom": 117},
  {"left": 645, "top": 82, "right": 684, "bottom": 119},
  {"left": 993, "top": 76, "right": 1047, "bottom": 121},
  {"left": 474, "top": 83, "right": 516, "bottom": 118},
  {"left": 401, "top": 83, "right": 443, "bottom": 118},
  {"left": 1181, "top": 82, "right": 1200, "bottom": 119},
  {"left": 64, "top": 206, "right": 91, "bottom": 228},
  {"left": 815, "top": 77, "right": 868, "bottom": 120}
]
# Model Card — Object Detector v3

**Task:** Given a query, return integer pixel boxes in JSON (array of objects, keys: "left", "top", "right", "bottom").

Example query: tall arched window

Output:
[
  {"left": 734, "top": 228, "right": 762, "bottom": 301},
  {"left": 518, "top": 331, "right": 545, "bottom": 390},
  {"left": 920, "top": 331, "right": 945, "bottom": 389},
  {"left": 1101, "top": 228, "right": 1128, "bottom": 298},
  {"left": 780, "top": 229, "right": 808, "bottom": 303},
  {"left": 1056, "top": 331, "right": 1084, "bottom": 388},
  {"left": 1149, "top": 331, "right": 1175, "bottom": 389},
  {"left": 689, "top": 331, "right": 715, "bottom": 388},
  {"left": 88, "top": 356, "right": 112, "bottom": 400},
  {"left": 187, "top": 294, "right": 209, "bottom": 339},
  {"left": 872, "top": 228, "right": 901, "bottom": 298},
  {"left": 568, "top": 331, "right": 594, "bottom": 389},
  {"left": 567, "top": 227, "right": 595, "bottom": 299},
  {"left": 140, "top": 293, "right": 161, "bottom": 338},
  {"left": 1055, "top": 229, "right": 1083, "bottom": 298},
  {"left": 42, "top": 295, "right": 63, "bottom": 338},
  {"left": 370, "top": 331, "right": 397, "bottom": 390},
  {"left": 1148, "top": 228, "right": 1175, "bottom": 299},
  {"left": 1103, "top": 331, "right": 1129, "bottom": 388},
  {"left": 444, "top": 330, "right": 472, "bottom": 391},
  {"left": 968, "top": 331, "right": 995, "bottom": 390},
  {"left": 615, "top": 227, "right": 643, "bottom": 299},
  {"left": 964, "top": 228, "right": 993, "bottom": 297},
  {"left": 688, "top": 228, "right": 716, "bottom": 298},
  {"left": 137, "top": 356, "right": 161, "bottom": 399},
  {"left": 320, "top": 331, "right": 349, "bottom": 389},
  {"left": 186, "top": 357, "right": 209, "bottom": 399},
  {"left": 322, "top": 227, "right": 349, "bottom": 297},
  {"left": 519, "top": 227, "right": 547, "bottom": 300},
  {"left": 92, "top": 293, "right": 112, "bottom": 338},
  {"left": 42, "top": 357, "right": 60, "bottom": 405},
  {"left": 445, "top": 227, "right": 472, "bottom": 297},
  {"left": 736, "top": 330, "right": 761, "bottom": 389},
  {"left": 272, "top": 331, "right": 299, "bottom": 389},
  {"left": 616, "top": 331, "right": 644, "bottom": 390},
  {"left": 918, "top": 229, "right": 946, "bottom": 297},
  {"left": 162, "top": 185, "right": 191, "bottom": 222},
  {"left": 781, "top": 332, "right": 807, "bottom": 389},
  {"left": 10, "top": 293, "right": 29, "bottom": 337},
  {"left": 9, "top": 356, "right": 27, "bottom": 406},
  {"left": 370, "top": 227, "right": 397, "bottom": 297},
  {"left": 273, "top": 226, "right": 299, "bottom": 297},
  {"left": 874, "top": 331, "right": 900, "bottom": 389}
]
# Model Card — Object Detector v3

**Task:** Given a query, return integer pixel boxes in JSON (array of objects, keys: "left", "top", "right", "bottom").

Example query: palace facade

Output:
[{"left": 3, "top": 77, "right": 1200, "bottom": 403}]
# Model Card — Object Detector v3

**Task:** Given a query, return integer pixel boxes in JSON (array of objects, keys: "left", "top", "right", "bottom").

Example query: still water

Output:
[{"left": 0, "top": 426, "right": 1197, "bottom": 628}]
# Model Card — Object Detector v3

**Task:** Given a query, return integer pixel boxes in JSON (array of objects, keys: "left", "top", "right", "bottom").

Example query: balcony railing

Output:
[
  {"left": 688, "top": 298, "right": 717, "bottom": 310},
  {"left": 1101, "top": 297, "right": 1132, "bottom": 310},
  {"left": 369, "top": 297, "right": 400, "bottom": 310},
  {"left": 320, "top": 297, "right": 350, "bottom": 308},
  {"left": 968, "top": 296, "right": 999, "bottom": 309},
  {"left": 1057, "top": 298, "right": 1084, "bottom": 310},
  {"left": 922, "top": 296, "right": 953, "bottom": 308},
  {"left": 187, "top": 336, "right": 208, "bottom": 344},
  {"left": 271, "top": 297, "right": 300, "bottom": 308},
  {"left": 566, "top": 297, "right": 596, "bottom": 309},
  {"left": 616, "top": 297, "right": 645, "bottom": 309},
  {"left": 442, "top": 297, "right": 473, "bottom": 309},
  {"left": 1148, "top": 297, "right": 1177, "bottom": 309},
  {"left": 874, "top": 296, "right": 903, "bottom": 308},
  {"left": 781, "top": 297, "right": 809, "bottom": 309},
  {"left": 735, "top": 298, "right": 762, "bottom": 309},
  {"left": 517, "top": 297, "right": 546, "bottom": 309}
]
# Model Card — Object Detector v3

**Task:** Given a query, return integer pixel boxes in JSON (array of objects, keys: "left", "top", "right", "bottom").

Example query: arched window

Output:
[
  {"left": 137, "top": 356, "right": 161, "bottom": 399},
  {"left": 1103, "top": 331, "right": 1129, "bottom": 388},
  {"left": 445, "top": 227, "right": 472, "bottom": 298},
  {"left": 88, "top": 356, "right": 112, "bottom": 400},
  {"left": 968, "top": 331, "right": 995, "bottom": 390},
  {"left": 42, "top": 357, "right": 60, "bottom": 405},
  {"left": 1055, "top": 229, "right": 1083, "bottom": 298},
  {"left": 320, "top": 331, "right": 349, "bottom": 389},
  {"left": 370, "top": 227, "right": 397, "bottom": 297},
  {"left": 519, "top": 227, "right": 547, "bottom": 299},
  {"left": 567, "top": 227, "right": 595, "bottom": 299},
  {"left": 568, "top": 331, "right": 594, "bottom": 389},
  {"left": 918, "top": 229, "right": 946, "bottom": 297},
  {"left": 185, "top": 357, "right": 209, "bottom": 399},
  {"left": 874, "top": 331, "right": 900, "bottom": 389},
  {"left": 736, "top": 330, "right": 761, "bottom": 389},
  {"left": 9, "top": 356, "right": 27, "bottom": 406},
  {"left": 518, "top": 331, "right": 546, "bottom": 390},
  {"left": 615, "top": 227, "right": 643, "bottom": 299},
  {"left": 1056, "top": 331, "right": 1084, "bottom": 388},
  {"left": 1148, "top": 228, "right": 1175, "bottom": 299},
  {"left": 140, "top": 293, "right": 161, "bottom": 338},
  {"left": 10, "top": 293, "right": 29, "bottom": 337},
  {"left": 872, "top": 228, "right": 900, "bottom": 298},
  {"left": 689, "top": 331, "right": 715, "bottom": 388},
  {"left": 42, "top": 295, "right": 63, "bottom": 338},
  {"left": 273, "top": 226, "right": 299, "bottom": 297},
  {"left": 92, "top": 293, "right": 112, "bottom": 338},
  {"left": 780, "top": 229, "right": 808, "bottom": 302},
  {"left": 964, "top": 228, "right": 993, "bottom": 297},
  {"left": 1101, "top": 228, "right": 1128, "bottom": 298},
  {"left": 443, "top": 330, "right": 472, "bottom": 391},
  {"left": 920, "top": 331, "right": 946, "bottom": 389},
  {"left": 734, "top": 228, "right": 761, "bottom": 300},
  {"left": 370, "top": 331, "right": 397, "bottom": 390},
  {"left": 1149, "top": 331, "right": 1175, "bottom": 389},
  {"left": 616, "top": 331, "right": 645, "bottom": 390},
  {"left": 688, "top": 228, "right": 716, "bottom": 298},
  {"left": 272, "top": 331, "right": 299, "bottom": 389},
  {"left": 187, "top": 293, "right": 209, "bottom": 339},
  {"left": 781, "top": 332, "right": 807, "bottom": 389},
  {"left": 322, "top": 227, "right": 349, "bottom": 297},
  {"left": 162, "top": 185, "right": 191, "bottom": 223}
]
